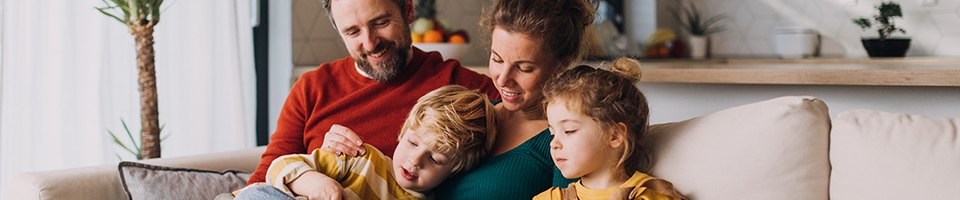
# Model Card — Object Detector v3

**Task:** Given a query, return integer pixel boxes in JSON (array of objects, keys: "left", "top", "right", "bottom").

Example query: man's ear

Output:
[
  {"left": 609, "top": 122, "right": 627, "bottom": 148},
  {"left": 404, "top": 0, "right": 415, "bottom": 24}
]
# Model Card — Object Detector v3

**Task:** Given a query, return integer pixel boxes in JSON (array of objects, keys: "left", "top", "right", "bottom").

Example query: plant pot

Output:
[
  {"left": 861, "top": 38, "right": 910, "bottom": 57},
  {"left": 688, "top": 35, "right": 708, "bottom": 59}
]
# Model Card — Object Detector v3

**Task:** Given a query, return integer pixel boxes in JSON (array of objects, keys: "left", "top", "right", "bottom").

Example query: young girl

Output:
[{"left": 535, "top": 58, "right": 685, "bottom": 200}]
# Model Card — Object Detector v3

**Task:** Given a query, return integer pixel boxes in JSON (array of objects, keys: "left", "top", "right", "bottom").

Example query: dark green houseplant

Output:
[{"left": 853, "top": 1, "right": 910, "bottom": 57}]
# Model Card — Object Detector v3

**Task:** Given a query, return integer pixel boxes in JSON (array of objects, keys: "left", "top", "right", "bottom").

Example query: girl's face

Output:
[
  {"left": 488, "top": 28, "right": 556, "bottom": 112},
  {"left": 546, "top": 101, "right": 621, "bottom": 180},
  {"left": 392, "top": 128, "right": 456, "bottom": 192}
]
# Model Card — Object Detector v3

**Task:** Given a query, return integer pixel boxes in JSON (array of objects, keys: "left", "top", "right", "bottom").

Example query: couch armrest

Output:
[{"left": 7, "top": 146, "right": 266, "bottom": 200}]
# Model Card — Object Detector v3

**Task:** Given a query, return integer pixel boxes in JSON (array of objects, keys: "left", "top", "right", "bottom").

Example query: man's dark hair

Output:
[{"left": 320, "top": 0, "right": 409, "bottom": 30}]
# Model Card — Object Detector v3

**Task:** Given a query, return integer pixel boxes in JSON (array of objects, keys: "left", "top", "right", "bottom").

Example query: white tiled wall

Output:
[
  {"left": 665, "top": 0, "right": 960, "bottom": 57},
  {"left": 291, "top": 0, "right": 490, "bottom": 66},
  {"left": 292, "top": 0, "right": 960, "bottom": 66}
]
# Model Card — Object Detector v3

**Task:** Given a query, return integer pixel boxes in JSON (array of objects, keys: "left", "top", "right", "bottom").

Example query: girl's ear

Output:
[{"left": 609, "top": 122, "right": 628, "bottom": 148}]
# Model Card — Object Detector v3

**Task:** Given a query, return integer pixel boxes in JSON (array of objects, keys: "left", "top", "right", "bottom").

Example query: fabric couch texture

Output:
[
  {"left": 829, "top": 109, "right": 960, "bottom": 199},
  {"left": 7, "top": 96, "right": 959, "bottom": 200},
  {"left": 7, "top": 146, "right": 265, "bottom": 200},
  {"left": 646, "top": 96, "right": 831, "bottom": 200}
]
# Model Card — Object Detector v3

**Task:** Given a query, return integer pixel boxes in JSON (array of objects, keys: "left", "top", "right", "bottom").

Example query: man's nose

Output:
[{"left": 361, "top": 30, "right": 380, "bottom": 52}]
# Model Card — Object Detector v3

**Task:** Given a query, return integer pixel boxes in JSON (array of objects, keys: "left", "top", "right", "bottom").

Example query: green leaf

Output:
[
  {"left": 160, "top": 124, "right": 170, "bottom": 141},
  {"left": 700, "top": 14, "right": 727, "bottom": 34},
  {"left": 95, "top": 7, "right": 126, "bottom": 24},
  {"left": 108, "top": 129, "right": 138, "bottom": 156},
  {"left": 120, "top": 119, "right": 140, "bottom": 152},
  {"left": 116, "top": 153, "right": 124, "bottom": 161},
  {"left": 129, "top": 0, "right": 140, "bottom": 21}
]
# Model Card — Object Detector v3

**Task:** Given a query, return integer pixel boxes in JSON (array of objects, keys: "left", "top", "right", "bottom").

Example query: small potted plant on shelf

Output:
[
  {"left": 853, "top": 1, "right": 910, "bottom": 57},
  {"left": 670, "top": 1, "right": 726, "bottom": 59}
]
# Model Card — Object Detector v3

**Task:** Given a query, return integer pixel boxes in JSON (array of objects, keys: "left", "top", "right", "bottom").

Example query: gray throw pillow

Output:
[{"left": 118, "top": 161, "right": 251, "bottom": 200}]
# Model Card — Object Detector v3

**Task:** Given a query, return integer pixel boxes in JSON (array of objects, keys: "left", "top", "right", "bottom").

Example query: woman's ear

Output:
[{"left": 609, "top": 122, "right": 628, "bottom": 148}]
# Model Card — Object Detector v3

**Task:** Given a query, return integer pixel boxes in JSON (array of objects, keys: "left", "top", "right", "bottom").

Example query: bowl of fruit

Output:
[{"left": 411, "top": 17, "right": 471, "bottom": 60}]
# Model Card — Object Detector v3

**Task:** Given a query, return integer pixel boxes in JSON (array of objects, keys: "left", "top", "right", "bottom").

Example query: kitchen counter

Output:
[{"left": 465, "top": 57, "right": 960, "bottom": 87}]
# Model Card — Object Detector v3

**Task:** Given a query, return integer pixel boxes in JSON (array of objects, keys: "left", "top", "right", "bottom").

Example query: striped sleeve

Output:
[{"left": 265, "top": 148, "right": 343, "bottom": 194}]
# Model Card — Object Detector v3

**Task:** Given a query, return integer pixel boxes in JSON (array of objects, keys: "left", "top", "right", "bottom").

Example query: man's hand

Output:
[
  {"left": 289, "top": 171, "right": 347, "bottom": 200},
  {"left": 321, "top": 124, "right": 366, "bottom": 156}
]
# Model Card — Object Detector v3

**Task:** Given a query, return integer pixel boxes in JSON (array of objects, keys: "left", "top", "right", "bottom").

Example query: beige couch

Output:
[{"left": 8, "top": 96, "right": 959, "bottom": 200}]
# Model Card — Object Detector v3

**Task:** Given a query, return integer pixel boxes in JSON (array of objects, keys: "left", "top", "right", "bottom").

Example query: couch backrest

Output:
[
  {"left": 646, "top": 96, "right": 832, "bottom": 200},
  {"left": 830, "top": 109, "right": 960, "bottom": 199}
]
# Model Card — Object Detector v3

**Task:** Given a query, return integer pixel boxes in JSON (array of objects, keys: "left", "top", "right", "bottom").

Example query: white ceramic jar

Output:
[{"left": 774, "top": 28, "right": 819, "bottom": 59}]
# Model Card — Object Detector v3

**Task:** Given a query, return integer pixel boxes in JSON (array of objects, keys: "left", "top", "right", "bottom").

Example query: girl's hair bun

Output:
[{"left": 609, "top": 57, "right": 642, "bottom": 84}]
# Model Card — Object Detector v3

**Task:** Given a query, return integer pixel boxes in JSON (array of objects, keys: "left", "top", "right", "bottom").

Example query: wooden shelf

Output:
[{"left": 467, "top": 58, "right": 960, "bottom": 87}]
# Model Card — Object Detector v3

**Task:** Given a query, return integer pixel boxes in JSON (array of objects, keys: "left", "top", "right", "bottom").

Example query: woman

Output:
[{"left": 324, "top": 0, "right": 596, "bottom": 198}]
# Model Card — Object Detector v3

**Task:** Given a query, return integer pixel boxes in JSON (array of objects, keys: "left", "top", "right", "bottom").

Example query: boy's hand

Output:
[
  {"left": 289, "top": 171, "right": 347, "bottom": 200},
  {"left": 322, "top": 124, "right": 366, "bottom": 156}
]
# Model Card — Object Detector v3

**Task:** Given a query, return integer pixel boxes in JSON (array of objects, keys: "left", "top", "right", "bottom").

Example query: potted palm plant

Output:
[
  {"left": 671, "top": 1, "right": 726, "bottom": 59},
  {"left": 96, "top": 0, "right": 165, "bottom": 159},
  {"left": 853, "top": 1, "right": 910, "bottom": 57}
]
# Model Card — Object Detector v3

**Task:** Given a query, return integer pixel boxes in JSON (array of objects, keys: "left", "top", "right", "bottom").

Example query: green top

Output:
[{"left": 433, "top": 100, "right": 578, "bottom": 199}]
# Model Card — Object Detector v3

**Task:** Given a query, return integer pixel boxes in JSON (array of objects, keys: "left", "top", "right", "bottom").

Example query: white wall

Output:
[
  {"left": 642, "top": 83, "right": 960, "bottom": 124},
  {"left": 657, "top": 0, "right": 960, "bottom": 57}
]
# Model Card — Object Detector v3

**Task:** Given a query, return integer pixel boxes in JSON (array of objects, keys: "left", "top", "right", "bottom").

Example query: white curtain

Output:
[{"left": 0, "top": 0, "right": 256, "bottom": 197}]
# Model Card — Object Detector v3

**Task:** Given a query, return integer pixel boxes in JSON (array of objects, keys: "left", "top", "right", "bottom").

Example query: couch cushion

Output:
[
  {"left": 830, "top": 109, "right": 960, "bottom": 199},
  {"left": 646, "top": 96, "right": 831, "bottom": 200},
  {"left": 118, "top": 161, "right": 251, "bottom": 200}
]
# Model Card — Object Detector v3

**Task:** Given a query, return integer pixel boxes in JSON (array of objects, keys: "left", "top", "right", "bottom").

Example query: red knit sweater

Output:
[{"left": 248, "top": 49, "right": 499, "bottom": 184}]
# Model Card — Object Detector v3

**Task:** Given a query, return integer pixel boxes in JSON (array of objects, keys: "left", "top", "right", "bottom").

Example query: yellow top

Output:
[
  {"left": 236, "top": 144, "right": 424, "bottom": 200},
  {"left": 533, "top": 172, "right": 681, "bottom": 200}
]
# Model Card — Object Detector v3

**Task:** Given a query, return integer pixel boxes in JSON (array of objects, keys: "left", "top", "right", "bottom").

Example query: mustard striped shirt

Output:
[{"left": 265, "top": 144, "right": 425, "bottom": 200}]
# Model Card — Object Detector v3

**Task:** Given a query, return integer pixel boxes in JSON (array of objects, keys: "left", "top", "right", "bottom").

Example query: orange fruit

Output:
[
  {"left": 422, "top": 30, "right": 444, "bottom": 43},
  {"left": 449, "top": 35, "right": 467, "bottom": 44},
  {"left": 411, "top": 33, "right": 423, "bottom": 43}
]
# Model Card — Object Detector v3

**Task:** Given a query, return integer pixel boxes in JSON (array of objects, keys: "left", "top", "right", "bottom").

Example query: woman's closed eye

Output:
[
  {"left": 491, "top": 55, "right": 503, "bottom": 63},
  {"left": 516, "top": 66, "right": 533, "bottom": 73}
]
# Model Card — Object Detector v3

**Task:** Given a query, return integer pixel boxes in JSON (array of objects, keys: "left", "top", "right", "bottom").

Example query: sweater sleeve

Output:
[{"left": 248, "top": 71, "right": 313, "bottom": 184}]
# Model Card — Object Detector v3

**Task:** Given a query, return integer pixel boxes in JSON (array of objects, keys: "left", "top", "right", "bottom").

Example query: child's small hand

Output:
[
  {"left": 289, "top": 171, "right": 347, "bottom": 200},
  {"left": 322, "top": 124, "right": 366, "bottom": 156}
]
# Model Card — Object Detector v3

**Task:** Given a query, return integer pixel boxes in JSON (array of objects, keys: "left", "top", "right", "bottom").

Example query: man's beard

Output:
[{"left": 356, "top": 35, "right": 411, "bottom": 82}]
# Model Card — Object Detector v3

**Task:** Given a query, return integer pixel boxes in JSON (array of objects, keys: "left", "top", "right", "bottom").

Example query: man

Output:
[{"left": 247, "top": 0, "right": 498, "bottom": 185}]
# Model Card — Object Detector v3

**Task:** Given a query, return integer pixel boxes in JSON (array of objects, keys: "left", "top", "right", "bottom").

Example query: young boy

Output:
[{"left": 235, "top": 85, "right": 496, "bottom": 200}]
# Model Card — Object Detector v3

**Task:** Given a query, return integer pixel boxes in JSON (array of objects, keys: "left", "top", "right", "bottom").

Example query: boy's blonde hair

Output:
[
  {"left": 542, "top": 57, "right": 651, "bottom": 175},
  {"left": 398, "top": 85, "right": 497, "bottom": 176}
]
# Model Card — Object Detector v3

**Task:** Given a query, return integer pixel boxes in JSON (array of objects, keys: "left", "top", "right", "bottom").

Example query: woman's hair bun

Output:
[{"left": 609, "top": 57, "right": 642, "bottom": 84}]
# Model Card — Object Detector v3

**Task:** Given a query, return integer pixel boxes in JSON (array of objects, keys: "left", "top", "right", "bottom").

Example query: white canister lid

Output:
[{"left": 774, "top": 28, "right": 817, "bottom": 34}]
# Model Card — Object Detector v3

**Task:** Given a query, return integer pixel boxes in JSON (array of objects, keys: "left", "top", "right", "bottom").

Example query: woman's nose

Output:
[{"left": 495, "top": 67, "right": 513, "bottom": 87}]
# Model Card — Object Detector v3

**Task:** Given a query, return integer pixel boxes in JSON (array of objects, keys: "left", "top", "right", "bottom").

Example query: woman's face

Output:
[{"left": 488, "top": 28, "right": 556, "bottom": 112}]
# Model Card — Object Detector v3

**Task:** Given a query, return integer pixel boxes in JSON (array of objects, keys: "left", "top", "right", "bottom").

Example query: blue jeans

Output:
[{"left": 232, "top": 185, "right": 297, "bottom": 200}]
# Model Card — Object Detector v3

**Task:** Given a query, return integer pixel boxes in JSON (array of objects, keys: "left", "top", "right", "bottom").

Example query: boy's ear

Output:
[{"left": 609, "top": 122, "right": 627, "bottom": 148}]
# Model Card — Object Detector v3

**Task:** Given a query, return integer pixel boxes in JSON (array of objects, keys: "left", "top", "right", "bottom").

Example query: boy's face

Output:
[
  {"left": 546, "top": 101, "right": 615, "bottom": 179},
  {"left": 392, "top": 128, "right": 456, "bottom": 192}
]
